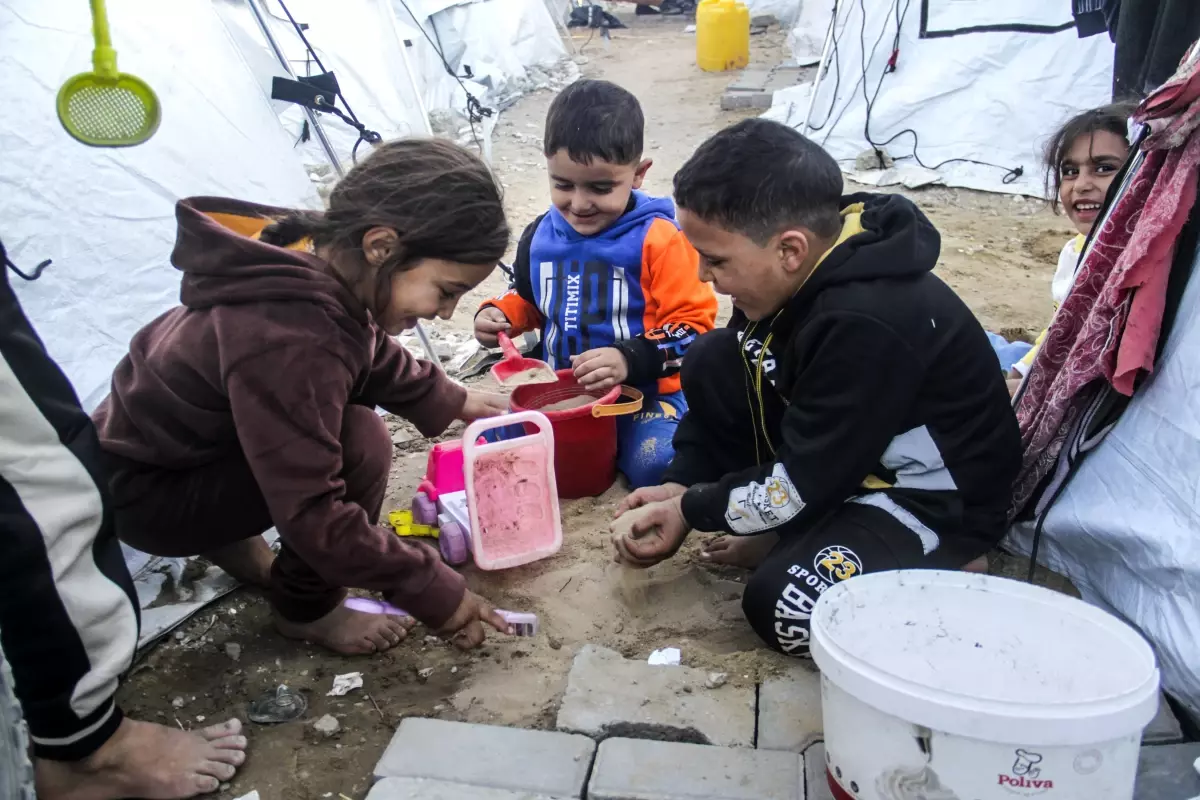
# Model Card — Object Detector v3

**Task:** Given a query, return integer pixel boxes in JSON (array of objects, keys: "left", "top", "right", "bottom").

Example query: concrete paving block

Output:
[
  {"left": 588, "top": 738, "right": 804, "bottom": 800},
  {"left": 373, "top": 717, "right": 594, "bottom": 798},
  {"left": 1135, "top": 743, "right": 1200, "bottom": 799},
  {"left": 1143, "top": 694, "right": 1185, "bottom": 744},
  {"left": 367, "top": 777, "right": 560, "bottom": 800},
  {"left": 803, "top": 743, "right": 833, "bottom": 800},
  {"left": 555, "top": 645, "right": 755, "bottom": 748},
  {"left": 725, "top": 69, "right": 771, "bottom": 92},
  {"left": 757, "top": 666, "right": 823, "bottom": 752},
  {"left": 719, "top": 91, "right": 772, "bottom": 111}
]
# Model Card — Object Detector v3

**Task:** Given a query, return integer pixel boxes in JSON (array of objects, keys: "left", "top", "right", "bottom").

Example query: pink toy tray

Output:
[{"left": 462, "top": 411, "right": 563, "bottom": 571}]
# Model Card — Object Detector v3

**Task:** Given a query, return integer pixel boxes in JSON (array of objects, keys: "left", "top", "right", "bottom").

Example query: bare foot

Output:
[
  {"left": 274, "top": 603, "right": 415, "bottom": 655},
  {"left": 701, "top": 533, "right": 780, "bottom": 568},
  {"left": 201, "top": 536, "right": 274, "bottom": 588},
  {"left": 963, "top": 555, "right": 990, "bottom": 573},
  {"left": 35, "top": 717, "right": 246, "bottom": 800}
]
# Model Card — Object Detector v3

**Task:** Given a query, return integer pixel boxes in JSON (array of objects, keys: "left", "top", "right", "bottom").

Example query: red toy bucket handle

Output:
[{"left": 590, "top": 387, "right": 643, "bottom": 418}]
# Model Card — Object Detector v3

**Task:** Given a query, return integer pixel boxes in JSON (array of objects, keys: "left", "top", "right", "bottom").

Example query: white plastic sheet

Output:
[
  {"left": 0, "top": 0, "right": 320, "bottom": 412},
  {"left": 776, "top": 0, "right": 1115, "bottom": 196},
  {"left": 1007, "top": 237, "right": 1200, "bottom": 723}
]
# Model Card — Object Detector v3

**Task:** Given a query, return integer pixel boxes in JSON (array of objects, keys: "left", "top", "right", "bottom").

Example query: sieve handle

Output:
[
  {"left": 591, "top": 387, "right": 643, "bottom": 418},
  {"left": 89, "top": 0, "right": 118, "bottom": 78}
]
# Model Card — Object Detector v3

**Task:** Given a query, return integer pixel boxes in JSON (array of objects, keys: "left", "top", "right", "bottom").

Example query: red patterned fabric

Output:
[{"left": 1011, "top": 44, "right": 1200, "bottom": 516}]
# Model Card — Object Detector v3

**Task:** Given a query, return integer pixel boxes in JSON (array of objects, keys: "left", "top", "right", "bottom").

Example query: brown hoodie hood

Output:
[{"left": 93, "top": 197, "right": 468, "bottom": 625}]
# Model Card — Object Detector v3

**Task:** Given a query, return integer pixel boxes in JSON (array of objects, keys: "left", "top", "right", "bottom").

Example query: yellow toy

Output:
[{"left": 387, "top": 509, "right": 439, "bottom": 539}]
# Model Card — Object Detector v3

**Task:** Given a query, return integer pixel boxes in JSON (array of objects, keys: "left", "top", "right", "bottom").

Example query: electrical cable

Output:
[
  {"left": 814, "top": 0, "right": 1023, "bottom": 183},
  {"left": 856, "top": 0, "right": 1023, "bottom": 183},
  {"left": 270, "top": 0, "right": 387, "bottom": 162},
  {"left": 394, "top": 0, "right": 493, "bottom": 154},
  {"left": 4, "top": 255, "right": 50, "bottom": 282}
]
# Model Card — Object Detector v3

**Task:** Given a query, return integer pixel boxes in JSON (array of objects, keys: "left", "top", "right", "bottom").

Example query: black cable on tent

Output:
[
  {"left": 270, "top": 0, "right": 384, "bottom": 162},
  {"left": 3, "top": 253, "right": 50, "bottom": 282},
  {"left": 816, "top": 0, "right": 1025, "bottom": 183},
  {"left": 393, "top": 0, "right": 494, "bottom": 153}
]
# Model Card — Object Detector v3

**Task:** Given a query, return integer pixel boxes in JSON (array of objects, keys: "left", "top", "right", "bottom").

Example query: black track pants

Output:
[
  {"left": 0, "top": 249, "right": 139, "bottom": 761},
  {"left": 665, "top": 329, "right": 965, "bottom": 657}
]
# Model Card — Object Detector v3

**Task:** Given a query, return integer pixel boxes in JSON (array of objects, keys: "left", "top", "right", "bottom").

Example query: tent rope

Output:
[{"left": 271, "top": 0, "right": 384, "bottom": 163}]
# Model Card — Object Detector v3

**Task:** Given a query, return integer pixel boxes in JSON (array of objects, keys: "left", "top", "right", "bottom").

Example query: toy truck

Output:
[{"left": 412, "top": 440, "right": 472, "bottom": 565}]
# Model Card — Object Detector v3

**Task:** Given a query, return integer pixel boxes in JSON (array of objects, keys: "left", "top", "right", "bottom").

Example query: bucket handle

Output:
[{"left": 591, "top": 386, "right": 643, "bottom": 418}]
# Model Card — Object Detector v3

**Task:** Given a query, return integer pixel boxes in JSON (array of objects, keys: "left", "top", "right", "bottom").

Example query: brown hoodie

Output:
[{"left": 93, "top": 197, "right": 467, "bottom": 625}]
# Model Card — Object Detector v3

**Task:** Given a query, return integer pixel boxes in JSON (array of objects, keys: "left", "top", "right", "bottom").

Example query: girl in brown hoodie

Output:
[{"left": 93, "top": 139, "right": 515, "bottom": 655}]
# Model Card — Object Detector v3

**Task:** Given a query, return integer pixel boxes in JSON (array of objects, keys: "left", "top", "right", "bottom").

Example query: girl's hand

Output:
[
  {"left": 459, "top": 390, "right": 509, "bottom": 421},
  {"left": 571, "top": 347, "right": 629, "bottom": 391},
  {"left": 474, "top": 308, "right": 511, "bottom": 348},
  {"left": 438, "top": 590, "right": 512, "bottom": 650}
]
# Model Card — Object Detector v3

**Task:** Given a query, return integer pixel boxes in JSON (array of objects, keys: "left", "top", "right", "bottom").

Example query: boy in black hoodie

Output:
[{"left": 611, "top": 120, "right": 1021, "bottom": 656}]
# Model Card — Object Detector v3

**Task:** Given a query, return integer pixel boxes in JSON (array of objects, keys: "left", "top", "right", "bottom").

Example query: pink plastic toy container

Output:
[{"left": 462, "top": 411, "right": 563, "bottom": 571}]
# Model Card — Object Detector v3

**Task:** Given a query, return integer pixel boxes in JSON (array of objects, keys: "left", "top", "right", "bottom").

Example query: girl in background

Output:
[{"left": 1007, "top": 103, "right": 1134, "bottom": 394}]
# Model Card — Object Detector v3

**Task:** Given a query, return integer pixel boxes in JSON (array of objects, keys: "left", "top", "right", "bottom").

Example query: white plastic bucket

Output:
[{"left": 810, "top": 570, "right": 1160, "bottom": 800}]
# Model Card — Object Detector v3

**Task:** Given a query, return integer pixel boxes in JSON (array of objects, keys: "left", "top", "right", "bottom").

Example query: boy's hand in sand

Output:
[
  {"left": 616, "top": 482, "right": 687, "bottom": 517},
  {"left": 612, "top": 496, "right": 690, "bottom": 569},
  {"left": 439, "top": 589, "right": 513, "bottom": 650},
  {"left": 474, "top": 307, "right": 511, "bottom": 347},
  {"left": 571, "top": 347, "right": 628, "bottom": 391},
  {"left": 459, "top": 390, "right": 509, "bottom": 421}
]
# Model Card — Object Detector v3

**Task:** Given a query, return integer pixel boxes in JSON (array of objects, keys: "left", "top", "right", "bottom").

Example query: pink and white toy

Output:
[
  {"left": 463, "top": 411, "right": 562, "bottom": 571},
  {"left": 412, "top": 440, "right": 473, "bottom": 565}
]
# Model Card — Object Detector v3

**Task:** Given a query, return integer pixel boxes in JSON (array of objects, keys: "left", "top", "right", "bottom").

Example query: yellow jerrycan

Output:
[{"left": 696, "top": 0, "right": 750, "bottom": 72}]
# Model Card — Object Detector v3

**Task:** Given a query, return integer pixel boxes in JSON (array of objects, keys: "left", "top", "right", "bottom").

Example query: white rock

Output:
[{"left": 312, "top": 714, "right": 341, "bottom": 737}]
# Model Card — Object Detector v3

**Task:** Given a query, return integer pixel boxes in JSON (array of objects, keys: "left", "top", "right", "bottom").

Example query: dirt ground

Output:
[{"left": 118, "top": 15, "right": 1077, "bottom": 800}]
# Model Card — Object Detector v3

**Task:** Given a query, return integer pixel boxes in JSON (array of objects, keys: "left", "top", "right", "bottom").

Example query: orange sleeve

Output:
[
  {"left": 480, "top": 290, "right": 543, "bottom": 337},
  {"left": 610, "top": 218, "right": 717, "bottom": 390},
  {"left": 642, "top": 219, "right": 718, "bottom": 336}
]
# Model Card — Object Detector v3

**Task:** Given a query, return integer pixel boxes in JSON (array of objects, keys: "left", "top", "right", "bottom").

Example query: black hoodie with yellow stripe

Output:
[{"left": 674, "top": 193, "right": 1021, "bottom": 564}]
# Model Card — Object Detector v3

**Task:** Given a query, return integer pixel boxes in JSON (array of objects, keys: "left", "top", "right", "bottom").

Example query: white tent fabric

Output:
[
  {"left": 0, "top": 0, "right": 322, "bottom": 412},
  {"left": 1007, "top": 234, "right": 1200, "bottom": 722},
  {"left": 768, "top": 0, "right": 1116, "bottom": 195},
  {"left": 2, "top": 0, "right": 568, "bottom": 647},
  {"left": 214, "top": 0, "right": 433, "bottom": 169}
]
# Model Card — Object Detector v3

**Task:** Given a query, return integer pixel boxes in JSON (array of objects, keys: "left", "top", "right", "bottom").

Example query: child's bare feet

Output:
[
  {"left": 35, "top": 717, "right": 247, "bottom": 800},
  {"left": 274, "top": 603, "right": 415, "bottom": 655},
  {"left": 201, "top": 536, "right": 274, "bottom": 588},
  {"left": 700, "top": 533, "right": 780, "bottom": 568}
]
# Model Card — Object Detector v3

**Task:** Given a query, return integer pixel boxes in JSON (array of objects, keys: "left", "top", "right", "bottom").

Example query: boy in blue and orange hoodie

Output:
[{"left": 474, "top": 79, "right": 717, "bottom": 488}]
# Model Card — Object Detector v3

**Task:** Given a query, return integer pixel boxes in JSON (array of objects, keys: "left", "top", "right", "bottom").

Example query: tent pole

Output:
[
  {"left": 245, "top": 0, "right": 345, "bottom": 178},
  {"left": 800, "top": 0, "right": 838, "bottom": 138},
  {"left": 244, "top": 0, "right": 446, "bottom": 372}
]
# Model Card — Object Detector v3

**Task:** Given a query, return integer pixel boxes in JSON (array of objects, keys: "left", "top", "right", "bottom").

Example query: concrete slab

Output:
[
  {"left": 1143, "top": 694, "right": 1185, "bottom": 745},
  {"left": 367, "top": 777, "right": 560, "bottom": 799},
  {"left": 587, "top": 738, "right": 804, "bottom": 800},
  {"left": 725, "top": 69, "right": 771, "bottom": 93},
  {"left": 1135, "top": 743, "right": 1200, "bottom": 799},
  {"left": 803, "top": 743, "right": 833, "bottom": 800},
  {"left": 555, "top": 644, "right": 755, "bottom": 748},
  {"left": 757, "top": 666, "right": 823, "bottom": 752},
  {"left": 719, "top": 91, "right": 772, "bottom": 111},
  {"left": 373, "top": 718, "right": 594, "bottom": 798}
]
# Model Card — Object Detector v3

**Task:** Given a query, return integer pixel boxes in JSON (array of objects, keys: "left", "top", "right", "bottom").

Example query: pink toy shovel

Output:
[{"left": 490, "top": 331, "right": 557, "bottom": 388}]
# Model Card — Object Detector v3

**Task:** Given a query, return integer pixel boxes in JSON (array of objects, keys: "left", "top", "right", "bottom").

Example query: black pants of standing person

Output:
[
  {"left": 1112, "top": 0, "right": 1200, "bottom": 100},
  {"left": 665, "top": 329, "right": 971, "bottom": 657},
  {"left": 0, "top": 240, "right": 141, "bottom": 761}
]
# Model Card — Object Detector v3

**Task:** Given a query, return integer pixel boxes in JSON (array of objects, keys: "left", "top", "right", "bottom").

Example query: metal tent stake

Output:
[{"left": 244, "top": 0, "right": 444, "bottom": 371}]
